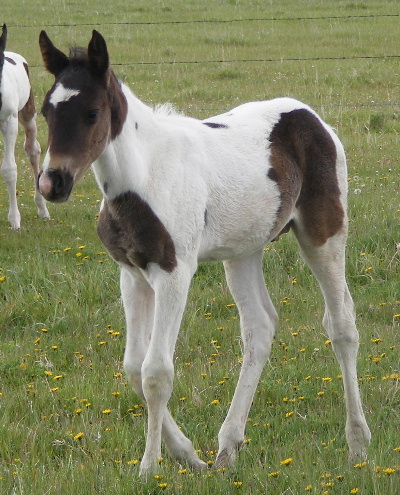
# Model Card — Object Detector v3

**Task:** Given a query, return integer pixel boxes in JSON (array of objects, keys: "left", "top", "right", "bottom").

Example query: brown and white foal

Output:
[
  {"left": 38, "top": 30, "right": 370, "bottom": 476},
  {"left": 0, "top": 24, "right": 49, "bottom": 228}
]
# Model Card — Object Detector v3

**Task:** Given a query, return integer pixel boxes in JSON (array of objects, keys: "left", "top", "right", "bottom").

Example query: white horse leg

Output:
[
  {"left": 121, "top": 266, "right": 205, "bottom": 474},
  {"left": 19, "top": 102, "right": 50, "bottom": 220},
  {"left": 293, "top": 226, "right": 371, "bottom": 460},
  {"left": 138, "top": 262, "right": 199, "bottom": 476},
  {"left": 1, "top": 116, "right": 20, "bottom": 229},
  {"left": 215, "top": 249, "right": 277, "bottom": 468}
]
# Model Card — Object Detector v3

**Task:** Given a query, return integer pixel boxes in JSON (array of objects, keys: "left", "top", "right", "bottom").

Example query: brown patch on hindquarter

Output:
[
  {"left": 269, "top": 109, "right": 344, "bottom": 246},
  {"left": 18, "top": 62, "right": 36, "bottom": 122},
  {"left": 97, "top": 191, "right": 177, "bottom": 272}
]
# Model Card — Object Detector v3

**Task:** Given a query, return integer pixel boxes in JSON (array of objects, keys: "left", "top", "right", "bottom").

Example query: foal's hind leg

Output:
[
  {"left": 293, "top": 225, "right": 371, "bottom": 460},
  {"left": 19, "top": 99, "right": 50, "bottom": 220},
  {"left": 120, "top": 267, "right": 206, "bottom": 472},
  {"left": 215, "top": 249, "right": 278, "bottom": 468},
  {"left": 1, "top": 116, "right": 20, "bottom": 228}
]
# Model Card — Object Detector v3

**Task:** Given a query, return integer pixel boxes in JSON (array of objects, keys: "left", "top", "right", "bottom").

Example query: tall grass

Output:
[{"left": 0, "top": 1, "right": 399, "bottom": 493}]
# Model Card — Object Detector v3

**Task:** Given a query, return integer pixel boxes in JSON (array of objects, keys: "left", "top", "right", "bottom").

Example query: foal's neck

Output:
[{"left": 93, "top": 83, "right": 159, "bottom": 200}]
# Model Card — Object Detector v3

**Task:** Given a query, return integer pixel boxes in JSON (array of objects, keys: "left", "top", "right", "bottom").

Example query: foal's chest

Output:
[{"left": 97, "top": 191, "right": 177, "bottom": 273}]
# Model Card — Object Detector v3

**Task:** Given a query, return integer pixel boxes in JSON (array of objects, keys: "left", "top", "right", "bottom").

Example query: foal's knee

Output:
[
  {"left": 1, "top": 159, "right": 17, "bottom": 184},
  {"left": 123, "top": 359, "right": 145, "bottom": 399},
  {"left": 141, "top": 357, "right": 174, "bottom": 406}
]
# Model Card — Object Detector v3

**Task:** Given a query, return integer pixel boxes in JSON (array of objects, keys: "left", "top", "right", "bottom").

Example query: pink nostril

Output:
[{"left": 38, "top": 171, "right": 53, "bottom": 197}]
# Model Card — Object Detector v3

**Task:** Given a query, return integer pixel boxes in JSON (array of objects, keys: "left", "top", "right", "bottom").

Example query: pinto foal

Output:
[
  {"left": 38, "top": 30, "right": 370, "bottom": 476},
  {"left": 0, "top": 24, "right": 49, "bottom": 228}
]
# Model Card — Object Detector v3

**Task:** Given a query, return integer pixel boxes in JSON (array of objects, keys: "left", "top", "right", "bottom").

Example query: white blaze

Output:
[{"left": 49, "top": 82, "right": 80, "bottom": 108}]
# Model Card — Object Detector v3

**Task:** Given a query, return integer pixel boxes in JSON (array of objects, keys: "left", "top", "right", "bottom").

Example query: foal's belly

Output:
[{"left": 197, "top": 200, "right": 281, "bottom": 262}]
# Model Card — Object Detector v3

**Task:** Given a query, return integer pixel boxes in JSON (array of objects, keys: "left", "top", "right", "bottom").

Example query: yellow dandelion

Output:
[
  {"left": 127, "top": 459, "right": 140, "bottom": 465},
  {"left": 285, "top": 411, "right": 294, "bottom": 418},
  {"left": 158, "top": 483, "right": 168, "bottom": 489},
  {"left": 102, "top": 409, "right": 111, "bottom": 415},
  {"left": 268, "top": 471, "right": 280, "bottom": 477},
  {"left": 0, "top": 276, "right": 6, "bottom": 282},
  {"left": 383, "top": 468, "right": 396, "bottom": 475},
  {"left": 233, "top": 481, "right": 243, "bottom": 486},
  {"left": 280, "top": 458, "right": 293, "bottom": 466},
  {"left": 350, "top": 489, "right": 359, "bottom": 494},
  {"left": 74, "top": 432, "right": 84, "bottom": 440},
  {"left": 211, "top": 399, "right": 219, "bottom": 405}
]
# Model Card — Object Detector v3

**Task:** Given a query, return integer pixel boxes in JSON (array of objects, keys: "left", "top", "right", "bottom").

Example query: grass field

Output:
[{"left": 0, "top": 1, "right": 399, "bottom": 494}]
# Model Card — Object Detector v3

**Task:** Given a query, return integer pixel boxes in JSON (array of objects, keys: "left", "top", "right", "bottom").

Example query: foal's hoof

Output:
[{"left": 214, "top": 448, "right": 237, "bottom": 470}]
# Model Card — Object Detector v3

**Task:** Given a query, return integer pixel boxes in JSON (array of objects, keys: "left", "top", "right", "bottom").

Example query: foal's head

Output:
[{"left": 38, "top": 30, "right": 126, "bottom": 202}]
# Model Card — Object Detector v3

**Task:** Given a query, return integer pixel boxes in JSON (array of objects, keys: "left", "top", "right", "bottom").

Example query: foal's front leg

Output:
[
  {"left": 137, "top": 262, "right": 198, "bottom": 476},
  {"left": 121, "top": 266, "right": 206, "bottom": 473}
]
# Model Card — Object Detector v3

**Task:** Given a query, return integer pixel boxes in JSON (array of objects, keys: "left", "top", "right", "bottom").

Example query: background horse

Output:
[
  {"left": 38, "top": 30, "right": 371, "bottom": 476},
  {"left": 0, "top": 24, "right": 49, "bottom": 229}
]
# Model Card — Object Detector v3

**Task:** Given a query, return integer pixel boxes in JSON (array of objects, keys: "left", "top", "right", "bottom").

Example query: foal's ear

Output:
[
  {"left": 39, "top": 31, "right": 69, "bottom": 77},
  {"left": 0, "top": 24, "right": 7, "bottom": 52},
  {"left": 88, "top": 30, "right": 109, "bottom": 77}
]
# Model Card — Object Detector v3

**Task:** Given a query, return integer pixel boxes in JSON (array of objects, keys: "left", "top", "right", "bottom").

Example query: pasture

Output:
[{"left": 0, "top": 0, "right": 399, "bottom": 493}]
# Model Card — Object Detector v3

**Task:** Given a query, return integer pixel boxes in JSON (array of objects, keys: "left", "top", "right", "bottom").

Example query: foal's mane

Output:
[{"left": 68, "top": 46, "right": 89, "bottom": 65}]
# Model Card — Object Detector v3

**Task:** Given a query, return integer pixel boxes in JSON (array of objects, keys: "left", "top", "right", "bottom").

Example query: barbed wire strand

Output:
[{"left": 6, "top": 13, "right": 400, "bottom": 28}]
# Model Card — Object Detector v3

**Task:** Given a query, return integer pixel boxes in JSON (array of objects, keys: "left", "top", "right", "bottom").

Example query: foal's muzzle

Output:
[{"left": 38, "top": 169, "right": 74, "bottom": 203}]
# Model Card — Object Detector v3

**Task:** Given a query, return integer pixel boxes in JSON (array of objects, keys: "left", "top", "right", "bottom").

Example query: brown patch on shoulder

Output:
[
  {"left": 268, "top": 109, "right": 344, "bottom": 246},
  {"left": 97, "top": 191, "right": 177, "bottom": 272}
]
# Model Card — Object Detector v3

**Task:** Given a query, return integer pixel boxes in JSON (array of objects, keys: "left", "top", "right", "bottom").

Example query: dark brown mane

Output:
[{"left": 68, "top": 46, "right": 89, "bottom": 65}]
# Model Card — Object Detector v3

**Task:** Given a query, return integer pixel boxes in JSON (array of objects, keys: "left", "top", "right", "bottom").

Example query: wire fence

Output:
[
  {"left": 6, "top": 13, "right": 400, "bottom": 28},
  {"left": 16, "top": 13, "right": 400, "bottom": 113}
]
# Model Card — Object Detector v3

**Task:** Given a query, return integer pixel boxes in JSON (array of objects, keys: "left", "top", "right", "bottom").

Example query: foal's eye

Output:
[{"left": 86, "top": 109, "right": 100, "bottom": 125}]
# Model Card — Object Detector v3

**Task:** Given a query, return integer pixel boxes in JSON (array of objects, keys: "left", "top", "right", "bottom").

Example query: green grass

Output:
[{"left": 0, "top": 0, "right": 399, "bottom": 493}]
